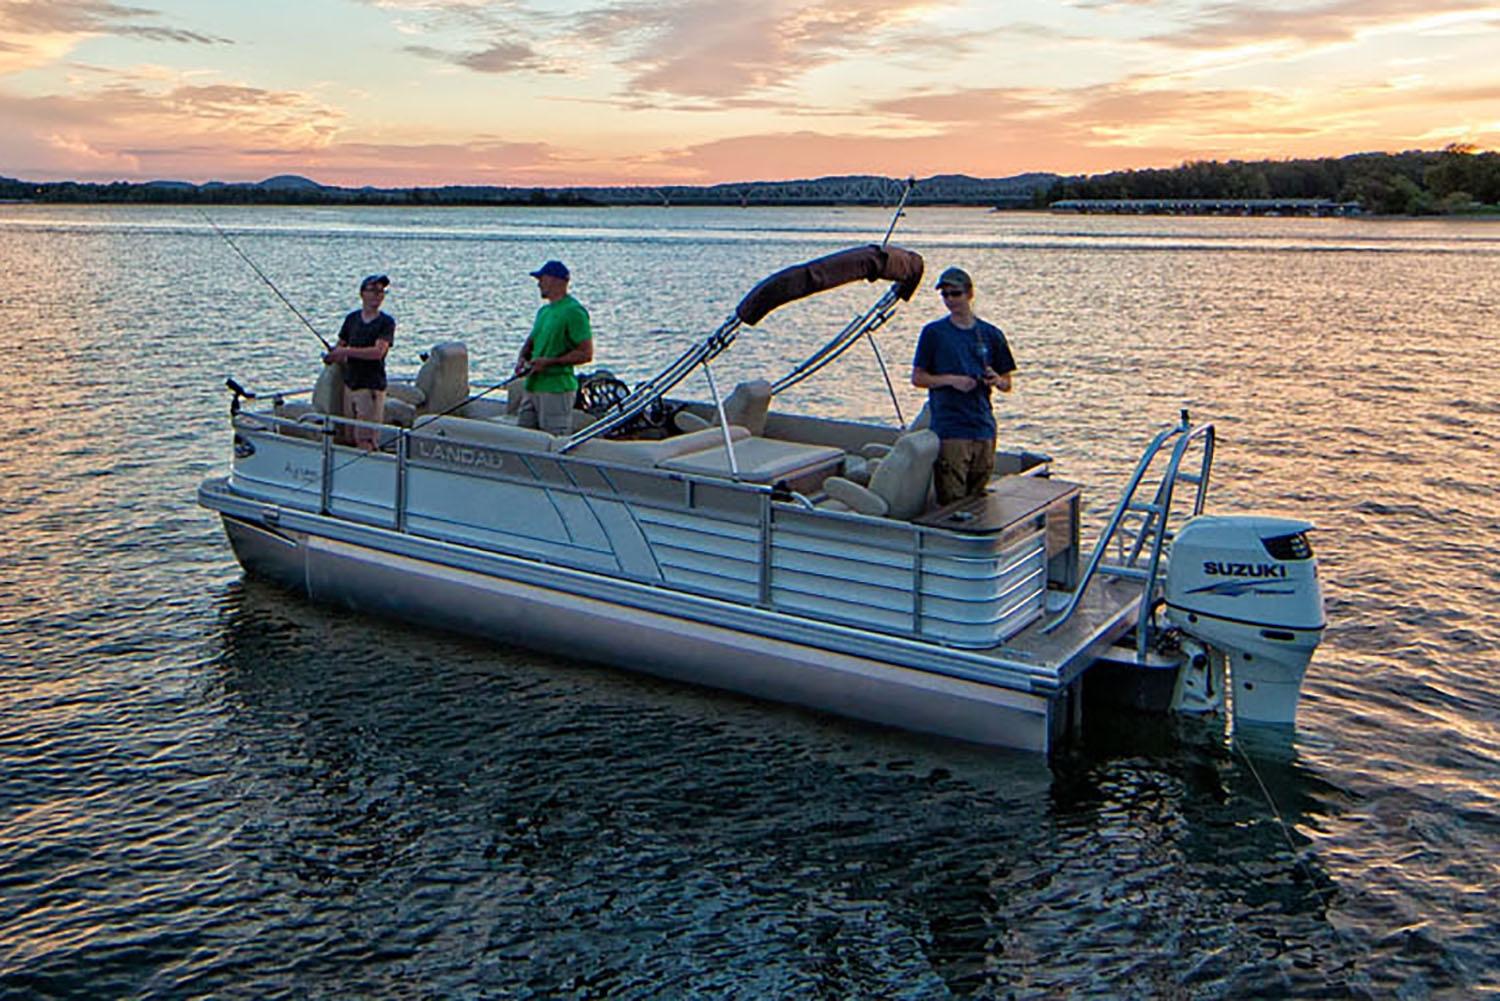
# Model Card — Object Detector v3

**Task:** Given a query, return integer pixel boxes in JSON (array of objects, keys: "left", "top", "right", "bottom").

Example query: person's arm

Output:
[
  {"left": 913, "top": 366, "right": 977, "bottom": 393},
  {"left": 529, "top": 309, "right": 593, "bottom": 371},
  {"left": 983, "top": 326, "right": 1015, "bottom": 392},
  {"left": 529, "top": 337, "right": 592, "bottom": 371},
  {"left": 332, "top": 338, "right": 389, "bottom": 363},
  {"left": 513, "top": 336, "right": 537, "bottom": 375},
  {"left": 984, "top": 369, "right": 1012, "bottom": 392},
  {"left": 324, "top": 316, "right": 391, "bottom": 363}
]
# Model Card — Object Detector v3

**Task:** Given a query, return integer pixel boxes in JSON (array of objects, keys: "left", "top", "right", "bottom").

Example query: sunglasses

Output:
[{"left": 939, "top": 287, "right": 968, "bottom": 298}]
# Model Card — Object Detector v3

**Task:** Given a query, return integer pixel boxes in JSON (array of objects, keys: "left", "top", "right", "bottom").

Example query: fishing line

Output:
[
  {"left": 201, "top": 210, "right": 332, "bottom": 352},
  {"left": 1231, "top": 733, "right": 1361, "bottom": 978},
  {"left": 326, "top": 366, "right": 532, "bottom": 476}
]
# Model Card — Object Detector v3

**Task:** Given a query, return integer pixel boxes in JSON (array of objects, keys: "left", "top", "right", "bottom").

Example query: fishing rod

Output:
[
  {"left": 201, "top": 210, "right": 332, "bottom": 351},
  {"left": 880, "top": 176, "right": 916, "bottom": 249}
]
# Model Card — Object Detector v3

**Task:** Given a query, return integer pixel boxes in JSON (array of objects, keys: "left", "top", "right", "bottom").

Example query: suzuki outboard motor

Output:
[{"left": 1163, "top": 516, "right": 1325, "bottom": 725}]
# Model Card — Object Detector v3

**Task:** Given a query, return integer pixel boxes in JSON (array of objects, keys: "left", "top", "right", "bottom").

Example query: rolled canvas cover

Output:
[{"left": 735, "top": 244, "right": 925, "bottom": 326}]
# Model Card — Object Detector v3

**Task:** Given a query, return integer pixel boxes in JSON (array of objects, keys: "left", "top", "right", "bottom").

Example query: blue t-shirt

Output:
[{"left": 912, "top": 316, "right": 1016, "bottom": 440}]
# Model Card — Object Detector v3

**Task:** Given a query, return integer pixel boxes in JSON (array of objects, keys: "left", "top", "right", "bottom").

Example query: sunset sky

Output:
[{"left": 1, "top": 0, "right": 1497, "bottom": 187}]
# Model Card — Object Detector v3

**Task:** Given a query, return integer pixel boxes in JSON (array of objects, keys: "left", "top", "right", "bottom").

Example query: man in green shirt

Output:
[{"left": 512, "top": 259, "right": 593, "bottom": 434}]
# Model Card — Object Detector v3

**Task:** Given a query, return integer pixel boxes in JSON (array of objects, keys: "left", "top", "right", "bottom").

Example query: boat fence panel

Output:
[
  {"left": 328, "top": 451, "right": 399, "bottom": 525},
  {"left": 633, "top": 507, "right": 762, "bottom": 602},
  {"left": 230, "top": 427, "right": 326, "bottom": 509},
  {"left": 765, "top": 510, "right": 1050, "bottom": 648}
]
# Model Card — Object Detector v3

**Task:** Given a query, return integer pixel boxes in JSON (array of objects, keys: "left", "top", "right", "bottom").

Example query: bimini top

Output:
[
  {"left": 563, "top": 243, "right": 924, "bottom": 449},
  {"left": 736, "top": 243, "right": 926, "bottom": 326}
]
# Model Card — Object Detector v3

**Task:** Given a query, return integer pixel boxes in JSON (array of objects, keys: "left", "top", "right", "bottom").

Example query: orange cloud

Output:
[{"left": 578, "top": 0, "right": 949, "bottom": 101}]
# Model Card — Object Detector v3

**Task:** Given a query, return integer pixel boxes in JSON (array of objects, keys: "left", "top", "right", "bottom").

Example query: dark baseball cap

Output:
[
  {"left": 934, "top": 266, "right": 973, "bottom": 291},
  {"left": 529, "top": 260, "right": 570, "bottom": 280},
  {"left": 360, "top": 273, "right": 390, "bottom": 291}
]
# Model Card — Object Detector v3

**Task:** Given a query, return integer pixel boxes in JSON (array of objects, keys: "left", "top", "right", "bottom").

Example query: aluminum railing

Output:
[{"left": 1043, "top": 410, "right": 1215, "bottom": 664}]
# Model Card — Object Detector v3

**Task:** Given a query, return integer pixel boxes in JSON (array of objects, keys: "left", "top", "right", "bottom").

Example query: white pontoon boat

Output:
[{"left": 198, "top": 244, "right": 1325, "bottom": 753}]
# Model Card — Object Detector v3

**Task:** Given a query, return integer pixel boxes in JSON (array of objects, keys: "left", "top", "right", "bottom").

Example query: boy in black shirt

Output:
[{"left": 324, "top": 273, "right": 395, "bottom": 450}]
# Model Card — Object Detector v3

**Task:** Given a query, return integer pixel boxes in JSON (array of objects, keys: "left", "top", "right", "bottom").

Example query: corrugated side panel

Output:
[{"left": 635, "top": 507, "right": 761, "bottom": 601}]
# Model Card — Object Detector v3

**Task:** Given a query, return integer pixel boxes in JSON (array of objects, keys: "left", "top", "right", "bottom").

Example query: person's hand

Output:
[
  {"left": 949, "top": 374, "right": 977, "bottom": 392},
  {"left": 323, "top": 348, "right": 344, "bottom": 364},
  {"left": 512, "top": 359, "right": 528, "bottom": 377},
  {"left": 529, "top": 356, "right": 551, "bottom": 372}
]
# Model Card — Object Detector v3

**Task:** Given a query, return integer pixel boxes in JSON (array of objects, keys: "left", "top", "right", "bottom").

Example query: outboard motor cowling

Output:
[{"left": 1163, "top": 515, "right": 1325, "bottom": 726}]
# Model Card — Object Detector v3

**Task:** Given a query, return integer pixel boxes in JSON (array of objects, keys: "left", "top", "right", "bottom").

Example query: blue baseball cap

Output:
[
  {"left": 360, "top": 273, "right": 390, "bottom": 291},
  {"left": 529, "top": 260, "right": 570, "bottom": 280}
]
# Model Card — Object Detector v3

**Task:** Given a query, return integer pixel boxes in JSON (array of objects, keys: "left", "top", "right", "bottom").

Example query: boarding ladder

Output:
[{"left": 1044, "top": 410, "right": 1215, "bottom": 662}]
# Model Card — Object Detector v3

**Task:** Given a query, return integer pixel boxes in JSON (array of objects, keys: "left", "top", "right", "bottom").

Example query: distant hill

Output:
[{"left": 257, "top": 174, "right": 323, "bottom": 191}]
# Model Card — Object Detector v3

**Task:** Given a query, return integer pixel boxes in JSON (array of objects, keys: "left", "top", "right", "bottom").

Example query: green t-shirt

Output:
[{"left": 525, "top": 295, "right": 592, "bottom": 394}]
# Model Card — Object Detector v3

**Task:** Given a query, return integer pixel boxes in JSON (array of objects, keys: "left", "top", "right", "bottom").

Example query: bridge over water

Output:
[{"left": 1049, "top": 198, "right": 1360, "bottom": 216}]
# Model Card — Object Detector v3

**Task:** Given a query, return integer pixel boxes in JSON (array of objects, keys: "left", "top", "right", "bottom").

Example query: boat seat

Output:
[
  {"left": 820, "top": 429, "right": 940, "bottom": 520},
  {"left": 414, "top": 341, "right": 470, "bottom": 415},
  {"left": 411, "top": 414, "right": 558, "bottom": 452},
  {"left": 672, "top": 379, "right": 773, "bottom": 436},
  {"left": 843, "top": 403, "right": 930, "bottom": 485},
  {"left": 658, "top": 436, "right": 845, "bottom": 490},
  {"left": 565, "top": 425, "right": 750, "bottom": 467}
]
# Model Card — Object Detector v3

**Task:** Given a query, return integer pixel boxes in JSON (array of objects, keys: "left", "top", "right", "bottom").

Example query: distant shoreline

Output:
[{"left": 3, "top": 148, "right": 1497, "bottom": 215}]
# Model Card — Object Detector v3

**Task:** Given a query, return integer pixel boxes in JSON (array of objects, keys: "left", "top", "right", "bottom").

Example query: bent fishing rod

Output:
[{"left": 201, "top": 210, "right": 332, "bottom": 352}]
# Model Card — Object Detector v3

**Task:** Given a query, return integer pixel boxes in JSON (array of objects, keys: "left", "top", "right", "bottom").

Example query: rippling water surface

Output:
[{"left": 1, "top": 205, "right": 1496, "bottom": 998}]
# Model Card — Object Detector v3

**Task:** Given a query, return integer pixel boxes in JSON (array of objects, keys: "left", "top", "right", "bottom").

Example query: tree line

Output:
[
  {"left": 0, "top": 179, "right": 601, "bottom": 207},
  {"left": 1044, "top": 146, "right": 1500, "bottom": 214},
  {"left": 2, "top": 147, "right": 1497, "bottom": 213}
]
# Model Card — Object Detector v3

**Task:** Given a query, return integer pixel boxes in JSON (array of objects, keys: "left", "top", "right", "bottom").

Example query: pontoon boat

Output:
[{"left": 198, "top": 244, "right": 1325, "bottom": 753}]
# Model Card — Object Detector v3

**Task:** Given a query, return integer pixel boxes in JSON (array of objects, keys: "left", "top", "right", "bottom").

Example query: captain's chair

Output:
[
  {"left": 820, "top": 429, "right": 939, "bottom": 520},
  {"left": 414, "top": 342, "right": 470, "bottom": 415},
  {"left": 673, "top": 379, "right": 773, "bottom": 437},
  {"left": 843, "top": 402, "right": 930, "bottom": 485}
]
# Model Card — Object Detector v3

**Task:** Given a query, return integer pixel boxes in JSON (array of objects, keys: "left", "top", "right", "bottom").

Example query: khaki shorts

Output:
[
  {"left": 343, "top": 387, "right": 386, "bottom": 448},
  {"left": 934, "top": 437, "right": 995, "bottom": 506},
  {"left": 515, "top": 390, "right": 576, "bottom": 435}
]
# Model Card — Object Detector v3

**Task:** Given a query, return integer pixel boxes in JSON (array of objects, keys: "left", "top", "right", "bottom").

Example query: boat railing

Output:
[
  {"left": 232, "top": 407, "right": 1042, "bottom": 655},
  {"left": 1043, "top": 410, "right": 1214, "bottom": 661}
]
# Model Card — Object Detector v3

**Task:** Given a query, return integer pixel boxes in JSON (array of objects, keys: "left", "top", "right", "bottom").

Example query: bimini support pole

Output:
[
  {"left": 868, "top": 333, "right": 905, "bottom": 428},
  {"left": 701, "top": 361, "right": 740, "bottom": 479}
]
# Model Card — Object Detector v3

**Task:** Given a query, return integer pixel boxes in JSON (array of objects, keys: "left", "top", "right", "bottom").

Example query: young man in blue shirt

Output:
[{"left": 911, "top": 266, "right": 1017, "bottom": 505}]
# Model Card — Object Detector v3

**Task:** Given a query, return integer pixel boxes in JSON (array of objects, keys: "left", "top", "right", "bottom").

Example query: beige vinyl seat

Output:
[
  {"left": 565, "top": 425, "right": 751, "bottom": 467},
  {"left": 673, "top": 379, "right": 773, "bottom": 436},
  {"left": 842, "top": 403, "right": 931, "bottom": 485},
  {"left": 820, "top": 429, "right": 940, "bottom": 520}
]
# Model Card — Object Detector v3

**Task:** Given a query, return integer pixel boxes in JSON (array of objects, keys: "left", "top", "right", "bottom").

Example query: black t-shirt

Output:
[{"left": 338, "top": 310, "right": 395, "bottom": 390}]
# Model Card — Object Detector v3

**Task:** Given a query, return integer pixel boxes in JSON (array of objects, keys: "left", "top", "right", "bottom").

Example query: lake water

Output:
[{"left": 0, "top": 204, "right": 1497, "bottom": 998}]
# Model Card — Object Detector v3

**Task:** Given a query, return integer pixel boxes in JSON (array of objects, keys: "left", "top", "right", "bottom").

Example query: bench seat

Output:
[{"left": 657, "top": 437, "right": 845, "bottom": 490}]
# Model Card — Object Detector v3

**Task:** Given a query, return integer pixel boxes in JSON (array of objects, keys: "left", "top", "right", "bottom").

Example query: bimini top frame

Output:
[{"left": 561, "top": 243, "right": 925, "bottom": 451}]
